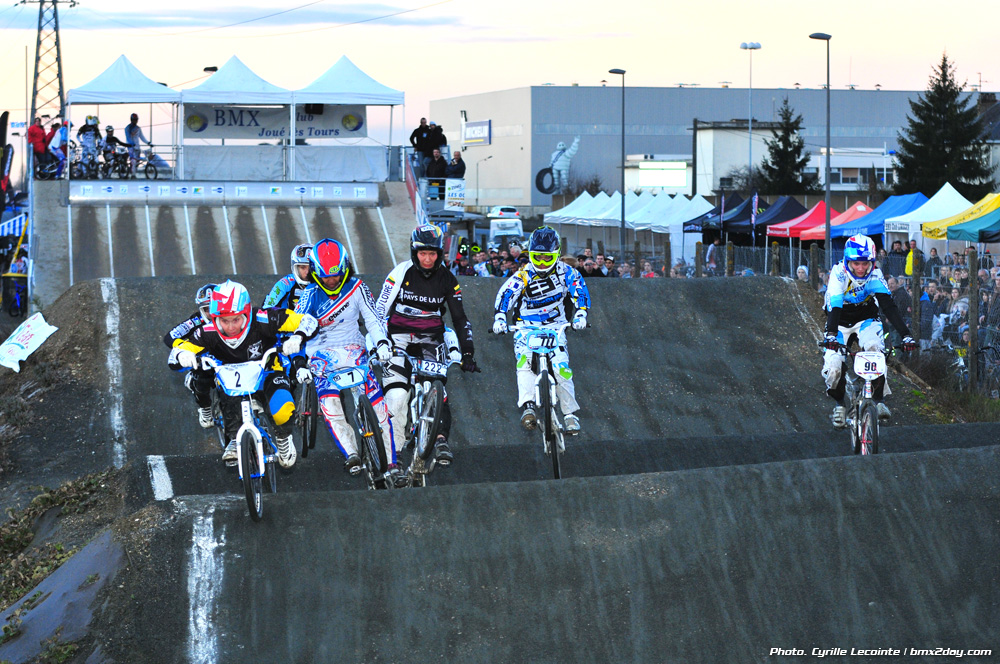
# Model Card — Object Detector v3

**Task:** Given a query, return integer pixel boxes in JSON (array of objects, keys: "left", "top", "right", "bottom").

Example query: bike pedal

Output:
[{"left": 224, "top": 459, "right": 238, "bottom": 468}]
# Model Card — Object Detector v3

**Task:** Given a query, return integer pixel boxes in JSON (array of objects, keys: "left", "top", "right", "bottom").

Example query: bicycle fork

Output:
[{"left": 234, "top": 400, "right": 268, "bottom": 480}]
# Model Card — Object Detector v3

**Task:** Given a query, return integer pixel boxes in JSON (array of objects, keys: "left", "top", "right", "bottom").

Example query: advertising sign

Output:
[
  {"left": 0, "top": 313, "right": 58, "bottom": 372},
  {"left": 463, "top": 120, "right": 491, "bottom": 146},
  {"left": 444, "top": 178, "right": 466, "bottom": 212},
  {"left": 184, "top": 105, "right": 367, "bottom": 140}
]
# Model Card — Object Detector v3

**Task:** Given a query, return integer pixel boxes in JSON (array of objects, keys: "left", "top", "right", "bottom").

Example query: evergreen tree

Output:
[
  {"left": 759, "top": 98, "right": 818, "bottom": 195},
  {"left": 894, "top": 53, "right": 995, "bottom": 199}
]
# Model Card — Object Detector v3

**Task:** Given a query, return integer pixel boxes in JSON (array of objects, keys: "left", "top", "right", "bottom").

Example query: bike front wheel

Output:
[
  {"left": 144, "top": 163, "right": 158, "bottom": 179},
  {"left": 239, "top": 431, "right": 264, "bottom": 521},
  {"left": 858, "top": 402, "right": 879, "bottom": 456},
  {"left": 415, "top": 381, "right": 444, "bottom": 462},
  {"left": 297, "top": 384, "right": 318, "bottom": 458},
  {"left": 538, "top": 372, "right": 561, "bottom": 479},
  {"left": 357, "top": 394, "right": 389, "bottom": 489}
]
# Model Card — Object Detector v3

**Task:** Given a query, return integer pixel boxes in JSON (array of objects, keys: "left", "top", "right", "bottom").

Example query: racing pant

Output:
[
  {"left": 186, "top": 368, "right": 214, "bottom": 408},
  {"left": 822, "top": 317, "right": 888, "bottom": 404},
  {"left": 217, "top": 372, "right": 295, "bottom": 443},
  {"left": 308, "top": 347, "right": 395, "bottom": 464},
  {"left": 382, "top": 331, "right": 453, "bottom": 451},
  {"left": 49, "top": 146, "right": 65, "bottom": 177},
  {"left": 513, "top": 327, "right": 579, "bottom": 415}
]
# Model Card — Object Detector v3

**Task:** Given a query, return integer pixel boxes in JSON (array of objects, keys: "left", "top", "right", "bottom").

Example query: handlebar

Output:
[
  {"left": 200, "top": 346, "right": 278, "bottom": 371},
  {"left": 817, "top": 340, "right": 896, "bottom": 356}
]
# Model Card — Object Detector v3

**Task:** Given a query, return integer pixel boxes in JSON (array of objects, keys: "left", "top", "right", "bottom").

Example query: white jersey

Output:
[
  {"left": 294, "top": 277, "right": 387, "bottom": 360},
  {"left": 494, "top": 261, "right": 591, "bottom": 325}
]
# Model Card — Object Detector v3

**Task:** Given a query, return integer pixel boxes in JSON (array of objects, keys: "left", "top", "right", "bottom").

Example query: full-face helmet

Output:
[
  {"left": 86, "top": 115, "right": 99, "bottom": 126},
  {"left": 290, "top": 243, "right": 312, "bottom": 286},
  {"left": 195, "top": 283, "right": 217, "bottom": 325},
  {"left": 410, "top": 224, "right": 444, "bottom": 277},
  {"left": 527, "top": 226, "right": 561, "bottom": 276},
  {"left": 309, "top": 238, "right": 352, "bottom": 296},
  {"left": 843, "top": 234, "right": 877, "bottom": 282},
  {"left": 209, "top": 280, "right": 252, "bottom": 349}
]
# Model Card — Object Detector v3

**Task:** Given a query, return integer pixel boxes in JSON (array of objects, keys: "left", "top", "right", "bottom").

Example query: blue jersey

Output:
[
  {"left": 262, "top": 274, "right": 306, "bottom": 311},
  {"left": 494, "top": 261, "right": 590, "bottom": 325}
]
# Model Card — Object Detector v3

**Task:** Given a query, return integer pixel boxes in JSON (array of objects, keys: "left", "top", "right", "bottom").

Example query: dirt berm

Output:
[{"left": 3, "top": 276, "right": 998, "bottom": 663}]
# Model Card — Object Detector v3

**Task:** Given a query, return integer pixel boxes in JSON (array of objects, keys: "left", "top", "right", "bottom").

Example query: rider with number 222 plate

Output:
[
  {"left": 822, "top": 234, "right": 915, "bottom": 428},
  {"left": 376, "top": 224, "right": 478, "bottom": 468},
  {"left": 493, "top": 226, "right": 590, "bottom": 433},
  {"left": 290, "top": 238, "right": 399, "bottom": 481}
]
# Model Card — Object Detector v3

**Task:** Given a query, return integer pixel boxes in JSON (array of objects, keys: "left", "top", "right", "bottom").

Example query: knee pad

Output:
[
  {"left": 822, "top": 354, "right": 842, "bottom": 390},
  {"left": 268, "top": 389, "right": 295, "bottom": 426}
]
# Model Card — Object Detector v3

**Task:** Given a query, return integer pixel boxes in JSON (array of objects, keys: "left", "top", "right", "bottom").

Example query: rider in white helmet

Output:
[{"left": 820, "top": 234, "right": 916, "bottom": 428}]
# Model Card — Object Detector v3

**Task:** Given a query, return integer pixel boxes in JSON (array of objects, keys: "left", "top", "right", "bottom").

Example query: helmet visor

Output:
[{"left": 529, "top": 251, "right": 559, "bottom": 270}]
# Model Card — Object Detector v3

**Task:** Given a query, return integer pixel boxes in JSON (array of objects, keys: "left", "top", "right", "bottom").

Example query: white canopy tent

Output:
[
  {"left": 543, "top": 192, "right": 594, "bottom": 224},
  {"left": 68, "top": 55, "right": 182, "bottom": 104},
  {"left": 296, "top": 55, "right": 405, "bottom": 105},
  {"left": 630, "top": 193, "right": 684, "bottom": 231},
  {"left": 655, "top": 195, "right": 714, "bottom": 264}
]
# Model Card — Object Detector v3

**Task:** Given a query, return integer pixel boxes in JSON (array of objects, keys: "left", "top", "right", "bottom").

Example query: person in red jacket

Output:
[{"left": 27, "top": 117, "right": 47, "bottom": 171}]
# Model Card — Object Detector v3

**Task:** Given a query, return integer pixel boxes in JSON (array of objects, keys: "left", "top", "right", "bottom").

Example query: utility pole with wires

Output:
[{"left": 21, "top": 0, "right": 77, "bottom": 122}]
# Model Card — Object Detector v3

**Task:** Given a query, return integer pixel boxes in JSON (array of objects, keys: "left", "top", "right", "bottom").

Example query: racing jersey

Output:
[
  {"left": 294, "top": 276, "right": 387, "bottom": 357},
  {"left": 173, "top": 308, "right": 311, "bottom": 367},
  {"left": 163, "top": 311, "right": 205, "bottom": 348},
  {"left": 262, "top": 274, "right": 307, "bottom": 311},
  {"left": 494, "top": 261, "right": 590, "bottom": 325},
  {"left": 376, "top": 261, "right": 474, "bottom": 355},
  {"left": 824, "top": 263, "right": 910, "bottom": 336}
]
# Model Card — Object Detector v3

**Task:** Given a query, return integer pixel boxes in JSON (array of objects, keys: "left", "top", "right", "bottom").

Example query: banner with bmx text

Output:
[{"left": 0, "top": 313, "right": 58, "bottom": 372}]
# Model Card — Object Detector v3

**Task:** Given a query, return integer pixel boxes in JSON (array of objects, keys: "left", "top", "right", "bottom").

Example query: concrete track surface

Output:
[{"left": 6, "top": 275, "right": 1000, "bottom": 663}]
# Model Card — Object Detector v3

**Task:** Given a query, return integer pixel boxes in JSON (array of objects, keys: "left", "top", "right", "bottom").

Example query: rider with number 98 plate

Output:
[
  {"left": 375, "top": 224, "right": 479, "bottom": 469},
  {"left": 821, "top": 234, "right": 916, "bottom": 428},
  {"left": 492, "top": 226, "right": 591, "bottom": 433}
]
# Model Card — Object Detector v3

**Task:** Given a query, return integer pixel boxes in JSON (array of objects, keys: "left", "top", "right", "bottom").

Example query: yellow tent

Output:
[{"left": 922, "top": 193, "right": 1000, "bottom": 239}]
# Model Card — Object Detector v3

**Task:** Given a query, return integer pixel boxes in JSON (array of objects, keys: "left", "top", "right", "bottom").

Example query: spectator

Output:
[
  {"left": 595, "top": 253, "right": 609, "bottom": 276},
  {"left": 473, "top": 251, "right": 491, "bottom": 277},
  {"left": 428, "top": 121, "right": 447, "bottom": 153},
  {"left": 886, "top": 240, "right": 907, "bottom": 277},
  {"left": 580, "top": 258, "right": 604, "bottom": 278},
  {"left": 705, "top": 238, "right": 721, "bottom": 276},
  {"left": 943, "top": 251, "right": 955, "bottom": 266},
  {"left": 559, "top": 255, "right": 579, "bottom": 268},
  {"left": 27, "top": 117, "right": 47, "bottom": 172},
  {"left": 604, "top": 255, "right": 618, "bottom": 278},
  {"left": 9, "top": 251, "right": 26, "bottom": 274},
  {"left": 877, "top": 248, "right": 890, "bottom": 274},
  {"left": 499, "top": 256, "right": 517, "bottom": 278},
  {"left": 796, "top": 265, "right": 808, "bottom": 282},
  {"left": 508, "top": 240, "right": 523, "bottom": 262},
  {"left": 489, "top": 256, "right": 502, "bottom": 276},
  {"left": 445, "top": 149, "right": 466, "bottom": 178},
  {"left": 982, "top": 249, "right": 995, "bottom": 271},
  {"left": 582, "top": 247, "right": 593, "bottom": 260},
  {"left": 888, "top": 276, "right": 912, "bottom": 323},
  {"left": 640, "top": 261, "right": 657, "bottom": 278},
  {"left": 818, "top": 269, "right": 828, "bottom": 294},
  {"left": 904, "top": 239, "right": 920, "bottom": 277},
  {"left": 409, "top": 117, "right": 432, "bottom": 168},
  {"left": 425, "top": 148, "right": 448, "bottom": 177},
  {"left": 924, "top": 247, "right": 943, "bottom": 277},
  {"left": 918, "top": 283, "right": 936, "bottom": 350},
  {"left": 454, "top": 253, "right": 475, "bottom": 276},
  {"left": 619, "top": 261, "right": 633, "bottom": 278}
]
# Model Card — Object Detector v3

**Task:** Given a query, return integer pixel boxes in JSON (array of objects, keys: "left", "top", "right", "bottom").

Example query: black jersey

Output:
[
  {"left": 178, "top": 308, "right": 302, "bottom": 366},
  {"left": 376, "top": 261, "right": 474, "bottom": 355}
]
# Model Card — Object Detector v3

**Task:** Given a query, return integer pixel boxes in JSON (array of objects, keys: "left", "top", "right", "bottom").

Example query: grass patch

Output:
[
  {"left": 904, "top": 352, "right": 1000, "bottom": 422},
  {"left": 37, "top": 627, "right": 79, "bottom": 663},
  {"left": 0, "top": 471, "right": 113, "bottom": 611}
]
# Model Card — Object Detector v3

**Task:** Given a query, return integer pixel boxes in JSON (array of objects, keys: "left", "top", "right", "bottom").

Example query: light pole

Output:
[
  {"left": 810, "top": 32, "right": 832, "bottom": 269},
  {"left": 609, "top": 68, "right": 626, "bottom": 258},
  {"left": 740, "top": 42, "right": 761, "bottom": 189},
  {"left": 475, "top": 155, "right": 492, "bottom": 208}
]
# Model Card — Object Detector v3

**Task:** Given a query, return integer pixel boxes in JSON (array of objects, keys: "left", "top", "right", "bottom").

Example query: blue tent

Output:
[
  {"left": 829, "top": 193, "right": 928, "bottom": 239},
  {"left": 683, "top": 194, "right": 743, "bottom": 232}
]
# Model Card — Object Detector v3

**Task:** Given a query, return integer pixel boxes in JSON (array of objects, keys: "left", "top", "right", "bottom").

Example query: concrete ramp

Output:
[{"left": 101, "top": 445, "right": 1000, "bottom": 662}]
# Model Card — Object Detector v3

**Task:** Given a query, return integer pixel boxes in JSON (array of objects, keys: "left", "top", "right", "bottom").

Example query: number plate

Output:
[
  {"left": 330, "top": 367, "right": 367, "bottom": 389},
  {"left": 216, "top": 362, "right": 265, "bottom": 394},
  {"left": 526, "top": 332, "right": 558, "bottom": 350},
  {"left": 853, "top": 352, "right": 886, "bottom": 380},
  {"left": 414, "top": 359, "right": 447, "bottom": 376}
]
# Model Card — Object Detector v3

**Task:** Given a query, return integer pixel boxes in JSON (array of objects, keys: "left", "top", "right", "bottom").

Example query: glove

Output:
[
  {"left": 492, "top": 313, "right": 508, "bottom": 335},
  {"left": 177, "top": 350, "right": 198, "bottom": 369},
  {"left": 295, "top": 367, "right": 313, "bottom": 384},
  {"left": 821, "top": 334, "right": 840, "bottom": 351},
  {"left": 282, "top": 334, "right": 303, "bottom": 356},
  {"left": 461, "top": 352, "right": 481, "bottom": 373},
  {"left": 902, "top": 336, "right": 918, "bottom": 352},
  {"left": 375, "top": 341, "right": 392, "bottom": 363},
  {"left": 572, "top": 311, "right": 587, "bottom": 331},
  {"left": 449, "top": 349, "right": 463, "bottom": 363}
]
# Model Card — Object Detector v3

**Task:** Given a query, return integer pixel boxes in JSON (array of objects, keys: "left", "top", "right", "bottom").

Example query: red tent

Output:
[
  {"left": 767, "top": 201, "right": 839, "bottom": 239},
  {"left": 799, "top": 201, "right": 874, "bottom": 241}
]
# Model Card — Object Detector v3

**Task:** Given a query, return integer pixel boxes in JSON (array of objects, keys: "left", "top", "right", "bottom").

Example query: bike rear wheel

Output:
[
  {"left": 858, "top": 402, "right": 879, "bottom": 456},
  {"left": 357, "top": 393, "right": 389, "bottom": 489},
  {"left": 538, "top": 372, "right": 561, "bottom": 479},
  {"left": 297, "top": 385, "right": 318, "bottom": 458},
  {"left": 239, "top": 431, "right": 264, "bottom": 521},
  {"left": 144, "top": 163, "right": 158, "bottom": 179},
  {"left": 415, "top": 380, "right": 444, "bottom": 462}
]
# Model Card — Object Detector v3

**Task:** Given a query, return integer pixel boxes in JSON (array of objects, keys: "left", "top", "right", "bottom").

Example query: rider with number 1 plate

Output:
[
  {"left": 821, "top": 234, "right": 916, "bottom": 428},
  {"left": 492, "top": 226, "right": 590, "bottom": 433},
  {"left": 376, "top": 224, "right": 479, "bottom": 468},
  {"left": 289, "top": 239, "right": 400, "bottom": 483}
]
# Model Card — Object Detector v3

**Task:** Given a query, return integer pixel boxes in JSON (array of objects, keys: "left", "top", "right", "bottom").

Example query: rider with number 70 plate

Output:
[
  {"left": 821, "top": 234, "right": 916, "bottom": 428},
  {"left": 492, "top": 226, "right": 591, "bottom": 433}
]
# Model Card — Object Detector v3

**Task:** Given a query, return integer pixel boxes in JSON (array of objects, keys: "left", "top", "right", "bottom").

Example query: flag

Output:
[{"left": 750, "top": 192, "right": 759, "bottom": 242}]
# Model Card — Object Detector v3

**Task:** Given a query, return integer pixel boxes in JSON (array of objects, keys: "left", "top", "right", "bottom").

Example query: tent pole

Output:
[
  {"left": 288, "top": 101, "right": 296, "bottom": 181},
  {"left": 389, "top": 105, "right": 394, "bottom": 178}
]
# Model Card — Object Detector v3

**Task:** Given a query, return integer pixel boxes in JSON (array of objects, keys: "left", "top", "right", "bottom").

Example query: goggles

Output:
[{"left": 529, "top": 251, "right": 559, "bottom": 268}]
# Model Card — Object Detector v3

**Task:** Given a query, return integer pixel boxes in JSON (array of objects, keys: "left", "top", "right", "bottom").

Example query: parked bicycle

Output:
[
  {"left": 511, "top": 322, "right": 576, "bottom": 478},
  {"left": 822, "top": 341, "right": 888, "bottom": 456},
  {"left": 133, "top": 144, "right": 159, "bottom": 180},
  {"left": 396, "top": 341, "right": 456, "bottom": 488},
  {"left": 102, "top": 145, "right": 131, "bottom": 179},
  {"left": 202, "top": 348, "right": 283, "bottom": 522}
]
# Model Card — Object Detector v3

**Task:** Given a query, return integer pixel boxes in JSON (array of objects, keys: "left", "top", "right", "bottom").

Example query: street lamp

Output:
[
  {"left": 810, "top": 32, "right": 832, "bottom": 269},
  {"left": 476, "top": 155, "right": 492, "bottom": 208},
  {"left": 609, "top": 68, "right": 626, "bottom": 258},
  {"left": 739, "top": 42, "right": 761, "bottom": 190}
]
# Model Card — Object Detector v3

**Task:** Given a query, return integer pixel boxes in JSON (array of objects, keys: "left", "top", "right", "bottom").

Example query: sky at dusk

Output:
[{"left": 0, "top": 0, "right": 994, "bottom": 144}]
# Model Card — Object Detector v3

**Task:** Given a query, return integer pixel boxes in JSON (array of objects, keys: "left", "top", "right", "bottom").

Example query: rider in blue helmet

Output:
[
  {"left": 820, "top": 234, "right": 916, "bottom": 428},
  {"left": 493, "top": 226, "right": 591, "bottom": 433}
]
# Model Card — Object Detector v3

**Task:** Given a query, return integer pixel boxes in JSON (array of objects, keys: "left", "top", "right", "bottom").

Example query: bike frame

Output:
[
  {"left": 398, "top": 342, "right": 454, "bottom": 486},
  {"left": 834, "top": 344, "right": 886, "bottom": 456}
]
